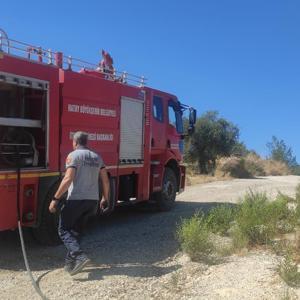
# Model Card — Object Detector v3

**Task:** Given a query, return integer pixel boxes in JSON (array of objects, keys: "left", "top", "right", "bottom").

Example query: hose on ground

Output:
[{"left": 18, "top": 221, "right": 48, "bottom": 300}]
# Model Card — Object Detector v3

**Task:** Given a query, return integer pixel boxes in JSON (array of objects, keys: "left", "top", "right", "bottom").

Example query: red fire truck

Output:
[{"left": 0, "top": 29, "right": 196, "bottom": 245}]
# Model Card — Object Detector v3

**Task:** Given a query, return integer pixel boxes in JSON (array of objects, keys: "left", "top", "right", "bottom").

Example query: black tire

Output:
[
  {"left": 155, "top": 167, "right": 177, "bottom": 211},
  {"left": 32, "top": 184, "right": 62, "bottom": 246}
]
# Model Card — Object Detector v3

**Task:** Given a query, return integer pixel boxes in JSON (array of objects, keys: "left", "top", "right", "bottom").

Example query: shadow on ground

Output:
[{"left": 0, "top": 200, "right": 232, "bottom": 278}]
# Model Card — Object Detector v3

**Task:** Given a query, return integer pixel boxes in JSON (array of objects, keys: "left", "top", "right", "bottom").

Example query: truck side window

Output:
[{"left": 153, "top": 96, "right": 163, "bottom": 122}]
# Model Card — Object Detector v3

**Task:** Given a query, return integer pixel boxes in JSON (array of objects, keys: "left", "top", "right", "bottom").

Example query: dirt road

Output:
[{"left": 0, "top": 176, "right": 299, "bottom": 300}]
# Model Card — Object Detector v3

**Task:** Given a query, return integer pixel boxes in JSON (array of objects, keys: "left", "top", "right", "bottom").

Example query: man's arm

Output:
[
  {"left": 49, "top": 167, "right": 76, "bottom": 213},
  {"left": 99, "top": 168, "right": 110, "bottom": 210}
]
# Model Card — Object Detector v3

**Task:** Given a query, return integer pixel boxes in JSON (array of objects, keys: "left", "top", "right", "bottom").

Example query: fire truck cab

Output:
[{"left": 0, "top": 29, "right": 196, "bottom": 244}]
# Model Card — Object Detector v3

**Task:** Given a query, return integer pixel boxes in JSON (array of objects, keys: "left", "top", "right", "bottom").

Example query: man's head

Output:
[{"left": 72, "top": 131, "right": 88, "bottom": 149}]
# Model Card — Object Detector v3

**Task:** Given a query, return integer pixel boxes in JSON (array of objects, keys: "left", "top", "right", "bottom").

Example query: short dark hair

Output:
[{"left": 73, "top": 131, "right": 88, "bottom": 146}]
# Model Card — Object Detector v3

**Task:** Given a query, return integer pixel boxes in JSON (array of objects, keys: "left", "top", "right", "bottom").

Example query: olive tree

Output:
[{"left": 186, "top": 111, "right": 239, "bottom": 174}]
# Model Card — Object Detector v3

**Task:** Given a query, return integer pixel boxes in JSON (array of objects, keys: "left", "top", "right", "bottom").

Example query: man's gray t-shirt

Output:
[{"left": 65, "top": 147, "right": 105, "bottom": 200}]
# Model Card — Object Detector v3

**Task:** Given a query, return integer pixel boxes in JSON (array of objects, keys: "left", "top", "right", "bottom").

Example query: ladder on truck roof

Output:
[{"left": 0, "top": 29, "right": 146, "bottom": 87}]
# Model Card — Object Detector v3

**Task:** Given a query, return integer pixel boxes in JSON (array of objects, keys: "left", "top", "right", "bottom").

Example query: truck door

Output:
[
  {"left": 151, "top": 95, "right": 166, "bottom": 153},
  {"left": 167, "top": 99, "right": 184, "bottom": 156}
]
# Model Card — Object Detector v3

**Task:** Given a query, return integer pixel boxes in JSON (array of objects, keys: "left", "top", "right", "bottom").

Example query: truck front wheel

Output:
[{"left": 155, "top": 167, "right": 177, "bottom": 211}]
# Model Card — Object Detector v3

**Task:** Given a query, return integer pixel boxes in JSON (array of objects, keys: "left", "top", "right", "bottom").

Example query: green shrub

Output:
[
  {"left": 177, "top": 188, "right": 300, "bottom": 261},
  {"left": 271, "top": 240, "right": 292, "bottom": 256},
  {"left": 272, "top": 193, "right": 298, "bottom": 232},
  {"left": 230, "top": 224, "right": 249, "bottom": 250},
  {"left": 234, "top": 191, "right": 278, "bottom": 245},
  {"left": 279, "top": 255, "right": 300, "bottom": 287},
  {"left": 294, "top": 190, "right": 300, "bottom": 227},
  {"left": 296, "top": 184, "right": 300, "bottom": 202},
  {"left": 176, "top": 212, "right": 214, "bottom": 262},
  {"left": 232, "top": 191, "right": 298, "bottom": 247},
  {"left": 270, "top": 193, "right": 290, "bottom": 217},
  {"left": 206, "top": 205, "right": 237, "bottom": 235}
]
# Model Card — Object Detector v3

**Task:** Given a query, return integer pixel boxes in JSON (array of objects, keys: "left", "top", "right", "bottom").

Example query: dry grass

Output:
[
  {"left": 262, "top": 159, "right": 290, "bottom": 176},
  {"left": 186, "top": 166, "right": 232, "bottom": 186},
  {"left": 218, "top": 156, "right": 254, "bottom": 178},
  {"left": 217, "top": 154, "right": 290, "bottom": 178}
]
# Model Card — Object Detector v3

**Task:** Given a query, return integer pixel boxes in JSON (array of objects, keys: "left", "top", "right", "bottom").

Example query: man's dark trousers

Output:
[{"left": 58, "top": 200, "right": 97, "bottom": 264}]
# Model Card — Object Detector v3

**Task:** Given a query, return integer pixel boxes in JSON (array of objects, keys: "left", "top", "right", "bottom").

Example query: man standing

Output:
[{"left": 49, "top": 131, "right": 110, "bottom": 275}]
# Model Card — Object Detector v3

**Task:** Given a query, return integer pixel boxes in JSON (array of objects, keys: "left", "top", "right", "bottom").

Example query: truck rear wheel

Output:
[
  {"left": 32, "top": 185, "right": 61, "bottom": 246},
  {"left": 155, "top": 167, "right": 177, "bottom": 211}
]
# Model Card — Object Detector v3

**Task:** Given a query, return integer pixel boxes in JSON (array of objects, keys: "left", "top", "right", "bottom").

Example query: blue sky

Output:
[{"left": 1, "top": 0, "right": 299, "bottom": 160}]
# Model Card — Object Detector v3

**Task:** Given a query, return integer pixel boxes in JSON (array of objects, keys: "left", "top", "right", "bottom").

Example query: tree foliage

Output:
[
  {"left": 231, "top": 142, "right": 249, "bottom": 157},
  {"left": 186, "top": 111, "right": 239, "bottom": 174},
  {"left": 267, "top": 136, "right": 299, "bottom": 174}
]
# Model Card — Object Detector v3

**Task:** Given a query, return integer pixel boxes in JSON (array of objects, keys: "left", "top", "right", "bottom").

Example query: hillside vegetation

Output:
[{"left": 184, "top": 111, "right": 299, "bottom": 181}]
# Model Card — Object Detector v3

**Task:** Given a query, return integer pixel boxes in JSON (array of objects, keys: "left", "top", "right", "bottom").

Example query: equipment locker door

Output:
[
  {"left": 119, "top": 97, "right": 144, "bottom": 163},
  {"left": 0, "top": 180, "right": 17, "bottom": 230}
]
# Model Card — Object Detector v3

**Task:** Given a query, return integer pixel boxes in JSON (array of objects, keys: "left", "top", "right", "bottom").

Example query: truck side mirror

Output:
[
  {"left": 189, "top": 108, "right": 196, "bottom": 125},
  {"left": 188, "top": 108, "right": 196, "bottom": 135}
]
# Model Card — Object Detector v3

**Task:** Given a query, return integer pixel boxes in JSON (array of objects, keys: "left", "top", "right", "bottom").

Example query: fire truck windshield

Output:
[{"left": 168, "top": 100, "right": 183, "bottom": 134}]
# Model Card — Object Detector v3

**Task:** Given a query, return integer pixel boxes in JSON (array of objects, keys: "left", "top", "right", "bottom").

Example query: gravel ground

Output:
[{"left": 0, "top": 175, "right": 300, "bottom": 300}]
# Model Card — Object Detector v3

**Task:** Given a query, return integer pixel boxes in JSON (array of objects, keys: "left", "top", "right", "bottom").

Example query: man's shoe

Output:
[
  {"left": 69, "top": 258, "right": 91, "bottom": 276},
  {"left": 64, "top": 262, "right": 74, "bottom": 273}
]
